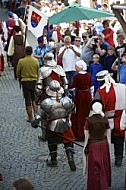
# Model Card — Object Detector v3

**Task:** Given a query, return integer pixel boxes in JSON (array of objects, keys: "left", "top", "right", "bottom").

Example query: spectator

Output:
[
  {"left": 51, "top": 24, "right": 62, "bottom": 43},
  {"left": 31, "top": 0, "right": 44, "bottom": 11},
  {"left": 58, "top": 35, "right": 80, "bottom": 83},
  {"left": 93, "top": 21, "right": 104, "bottom": 35},
  {"left": 89, "top": 54, "right": 102, "bottom": 95},
  {"left": 102, "top": 20, "right": 115, "bottom": 47},
  {"left": 104, "top": 46, "right": 117, "bottom": 81},
  {"left": 92, "top": 0, "right": 101, "bottom": 10},
  {"left": 69, "top": 60, "right": 94, "bottom": 140},
  {"left": 83, "top": 99, "right": 111, "bottom": 190},
  {"left": 16, "top": 0, "right": 27, "bottom": 19},
  {"left": 79, "top": 21, "right": 87, "bottom": 37},
  {"left": 81, "top": 34, "right": 94, "bottom": 71},
  {"left": 115, "top": 34, "right": 126, "bottom": 58},
  {"left": 33, "top": 36, "right": 51, "bottom": 67},
  {"left": 16, "top": 46, "right": 39, "bottom": 122},
  {"left": 111, "top": 52, "right": 126, "bottom": 84},
  {"left": 74, "top": 36, "right": 83, "bottom": 61},
  {"left": 58, "top": 36, "right": 80, "bottom": 99},
  {"left": 70, "top": 22, "right": 78, "bottom": 44},
  {"left": 86, "top": 34, "right": 107, "bottom": 66},
  {"left": 100, "top": 3, "right": 109, "bottom": 12},
  {"left": 81, "top": 33, "right": 88, "bottom": 46},
  {"left": 64, "top": 27, "right": 71, "bottom": 37},
  {"left": 13, "top": 178, "right": 34, "bottom": 190},
  {"left": 84, "top": 26, "right": 93, "bottom": 38}
]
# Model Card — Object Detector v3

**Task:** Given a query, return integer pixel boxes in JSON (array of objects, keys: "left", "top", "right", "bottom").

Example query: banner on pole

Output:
[{"left": 27, "top": 5, "right": 48, "bottom": 38}]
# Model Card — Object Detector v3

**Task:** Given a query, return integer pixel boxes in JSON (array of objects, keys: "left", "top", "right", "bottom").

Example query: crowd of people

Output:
[{"left": 0, "top": 0, "right": 126, "bottom": 189}]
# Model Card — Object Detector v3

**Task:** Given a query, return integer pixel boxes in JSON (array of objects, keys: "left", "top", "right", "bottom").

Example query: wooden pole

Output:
[
  {"left": 111, "top": 3, "right": 126, "bottom": 35},
  {"left": 24, "top": 5, "right": 30, "bottom": 47}
]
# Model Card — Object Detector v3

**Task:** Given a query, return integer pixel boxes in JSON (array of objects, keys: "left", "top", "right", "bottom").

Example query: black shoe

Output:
[
  {"left": 46, "top": 159, "right": 58, "bottom": 167},
  {"left": 68, "top": 157, "right": 76, "bottom": 171},
  {"left": 115, "top": 156, "right": 122, "bottom": 167}
]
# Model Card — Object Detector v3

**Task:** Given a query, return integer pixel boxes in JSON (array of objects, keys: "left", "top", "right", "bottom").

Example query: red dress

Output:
[
  {"left": 0, "top": 34, "right": 4, "bottom": 74},
  {"left": 85, "top": 115, "right": 111, "bottom": 190},
  {"left": 69, "top": 72, "right": 93, "bottom": 139}
]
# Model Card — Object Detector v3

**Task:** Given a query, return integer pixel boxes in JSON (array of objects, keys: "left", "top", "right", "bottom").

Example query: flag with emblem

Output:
[{"left": 27, "top": 5, "right": 48, "bottom": 38}]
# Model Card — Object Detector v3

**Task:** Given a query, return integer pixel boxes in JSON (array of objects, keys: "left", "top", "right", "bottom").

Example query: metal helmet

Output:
[
  {"left": 44, "top": 52, "right": 57, "bottom": 67},
  {"left": 46, "top": 80, "right": 64, "bottom": 96}
]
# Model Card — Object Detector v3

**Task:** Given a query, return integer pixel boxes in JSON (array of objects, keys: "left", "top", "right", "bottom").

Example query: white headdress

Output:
[
  {"left": 96, "top": 70, "right": 116, "bottom": 93},
  {"left": 75, "top": 60, "right": 87, "bottom": 71}
]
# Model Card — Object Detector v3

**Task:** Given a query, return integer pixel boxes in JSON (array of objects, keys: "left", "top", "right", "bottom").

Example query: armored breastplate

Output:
[{"left": 41, "top": 97, "right": 74, "bottom": 133}]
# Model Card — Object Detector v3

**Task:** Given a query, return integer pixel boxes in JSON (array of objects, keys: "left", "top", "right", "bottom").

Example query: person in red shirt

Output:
[{"left": 102, "top": 20, "right": 115, "bottom": 47}]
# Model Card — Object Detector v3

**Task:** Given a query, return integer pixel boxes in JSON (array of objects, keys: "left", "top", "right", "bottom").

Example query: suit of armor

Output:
[
  {"left": 36, "top": 52, "right": 68, "bottom": 103},
  {"left": 36, "top": 52, "right": 68, "bottom": 140},
  {"left": 32, "top": 80, "right": 76, "bottom": 171}
]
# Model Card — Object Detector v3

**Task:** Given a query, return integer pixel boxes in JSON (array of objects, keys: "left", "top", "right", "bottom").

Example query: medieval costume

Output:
[
  {"left": 0, "top": 33, "right": 4, "bottom": 76},
  {"left": 69, "top": 60, "right": 94, "bottom": 140},
  {"left": 95, "top": 70, "right": 126, "bottom": 167},
  {"left": 8, "top": 26, "right": 26, "bottom": 79},
  {"left": 32, "top": 80, "right": 76, "bottom": 171},
  {"left": 35, "top": 52, "right": 68, "bottom": 140},
  {"left": 16, "top": 46, "right": 39, "bottom": 123},
  {"left": 83, "top": 99, "right": 111, "bottom": 190}
]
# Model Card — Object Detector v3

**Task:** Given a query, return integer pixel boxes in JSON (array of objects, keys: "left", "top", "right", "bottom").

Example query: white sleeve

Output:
[
  {"left": 120, "top": 110, "right": 126, "bottom": 130},
  {"left": 7, "top": 36, "right": 14, "bottom": 56}
]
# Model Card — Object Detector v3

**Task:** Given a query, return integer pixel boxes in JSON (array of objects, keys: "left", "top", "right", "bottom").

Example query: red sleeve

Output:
[{"left": 84, "top": 120, "right": 90, "bottom": 130}]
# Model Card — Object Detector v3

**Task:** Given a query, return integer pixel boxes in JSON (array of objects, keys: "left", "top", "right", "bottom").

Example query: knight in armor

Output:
[
  {"left": 95, "top": 70, "right": 126, "bottom": 167},
  {"left": 35, "top": 52, "right": 68, "bottom": 140},
  {"left": 32, "top": 80, "right": 76, "bottom": 171}
]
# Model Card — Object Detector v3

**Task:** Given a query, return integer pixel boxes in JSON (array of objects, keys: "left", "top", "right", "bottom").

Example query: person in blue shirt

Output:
[
  {"left": 111, "top": 52, "right": 126, "bottom": 84},
  {"left": 89, "top": 54, "right": 102, "bottom": 95},
  {"left": 33, "top": 36, "right": 51, "bottom": 67},
  {"left": 92, "top": 0, "right": 101, "bottom": 10},
  {"left": 104, "top": 46, "right": 117, "bottom": 81}
]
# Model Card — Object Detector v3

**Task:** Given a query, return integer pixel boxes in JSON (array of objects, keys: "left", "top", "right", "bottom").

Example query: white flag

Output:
[{"left": 27, "top": 5, "right": 48, "bottom": 38}]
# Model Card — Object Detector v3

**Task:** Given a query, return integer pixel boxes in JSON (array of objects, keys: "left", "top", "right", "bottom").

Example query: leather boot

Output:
[
  {"left": 65, "top": 144, "right": 76, "bottom": 171},
  {"left": 115, "top": 156, "right": 123, "bottom": 167},
  {"left": 26, "top": 106, "right": 33, "bottom": 123},
  {"left": 46, "top": 143, "right": 58, "bottom": 167},
  {"left": 32, "top": 101, "right": 38, "bottom": 117}
]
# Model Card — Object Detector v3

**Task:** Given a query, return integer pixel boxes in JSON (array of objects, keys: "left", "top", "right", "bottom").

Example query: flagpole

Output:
[{"left": 24, "top": 5, "right": 29, "bottom": 47}]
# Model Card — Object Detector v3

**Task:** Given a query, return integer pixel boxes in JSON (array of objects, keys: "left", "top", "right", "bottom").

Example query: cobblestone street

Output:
[{"left": 0, "top": 8, "right": 126, "bottom": 190}]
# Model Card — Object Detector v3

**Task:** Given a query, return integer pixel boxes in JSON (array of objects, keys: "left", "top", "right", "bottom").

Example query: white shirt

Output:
[
  {"left": 59, "top": 45, "right": 80, "bottom": 72},
  {"left": 73, "top": 45, "right": 83, "bottom": 61}
]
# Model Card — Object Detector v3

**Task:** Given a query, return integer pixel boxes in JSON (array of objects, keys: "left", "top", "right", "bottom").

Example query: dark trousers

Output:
[
  {"left": 111, "top": 133, "right": 124, "bottom": 158},
  {"left": 22, "top": 81, "right": 36, "bottom": 106}
]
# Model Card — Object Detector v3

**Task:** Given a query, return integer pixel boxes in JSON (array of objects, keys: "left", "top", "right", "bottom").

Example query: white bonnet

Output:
[{"left": 75, "top": 60, "right": 87, "bottom": 71}]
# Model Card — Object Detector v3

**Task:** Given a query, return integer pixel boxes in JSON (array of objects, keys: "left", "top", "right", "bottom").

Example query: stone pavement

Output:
[{"left": 0, "top": 8, "right": 126, "bottom": 190}]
